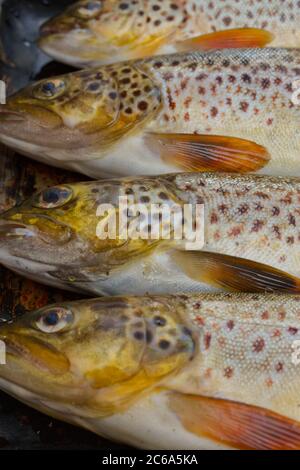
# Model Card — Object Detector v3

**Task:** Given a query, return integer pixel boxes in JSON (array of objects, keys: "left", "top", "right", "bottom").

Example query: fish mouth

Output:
[
  {"left": 0, "top": 221, "right": 35, "bottom": 239},
  {"left": 1, "top": 331, "right": 70, "bottom": 375},
  {"left": 0, "top": 106, "right": 25, "bottom": 122}
]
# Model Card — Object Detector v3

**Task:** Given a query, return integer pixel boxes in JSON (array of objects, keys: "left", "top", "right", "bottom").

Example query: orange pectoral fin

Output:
[
  {"left": 178, "top": 28, "right": 274, "bottom": 51},
  {"left": 172, "top": 251, "right": 300, "bottom": 293},
  {"left": 146, "top": 133, "right": 270, "bottom": 173},
  {"left": 170, "top": 394, "right": 300, "bottom": 450}
]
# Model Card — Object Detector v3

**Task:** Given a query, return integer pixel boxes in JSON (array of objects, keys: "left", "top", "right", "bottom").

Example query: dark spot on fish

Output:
[
  {"left": 134, "top": 331, "right": 145, "bottom": 341},
  {"left": 159, "top": 339, "right": 170, "bottom": 350},
  {"left": 109, "top": 91, "right": 117, "bottom": 100},
  {"left": 158, "top": 192, "right": 168, "bottom": 200},
  {"left": 138, "top": 101, "right": 148, "bottom": 111},
  {"left": 87, "top": 82, "right": 101, "bottom": 92}
]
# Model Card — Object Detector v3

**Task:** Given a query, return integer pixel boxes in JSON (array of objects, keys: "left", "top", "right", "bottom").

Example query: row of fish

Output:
[{"left": 0, "top": 0, "right": 300, "bottom": 450}]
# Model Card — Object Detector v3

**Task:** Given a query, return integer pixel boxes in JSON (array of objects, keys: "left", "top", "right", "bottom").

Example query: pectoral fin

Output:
[
  {"left": 178, "top": 28, "right": 274, "bottom": 51},
  {"left": 172, "top": 251, "right": 300, "bottom": 293},
  {"left": 169, "top": 394, "right": 300, "bottom": 450},
  {"left": 147, "top": 133, "right": 270, "bottom": 173}
]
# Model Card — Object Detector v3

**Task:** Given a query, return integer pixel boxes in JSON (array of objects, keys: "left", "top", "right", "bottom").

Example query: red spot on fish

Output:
[
  {"left": 252, "top": 337, "right": 265, "bottom": 353},
  {"left": 228, "top": 226, "right": 242, "bottom": 237},
  {"left": 210, "top": 106, "right": 218, "bottom": 117},
  {"left": 275, "top": 362, "right": 284, "bottom": 373},
  {"left": 272, "top": 329, "right": 281, "bottom": 338},
  {"left": 210, "top": 212, "right": 219, "bottom": 224},
  {"left": 227, "top": 320, "right": 235, "bottom": 330},
  {"left": 196, "top": 316, "right": 205, "bottom": 326},
  {"left": 184, "top": 96, "right": 192, "bottom": 108},
  {"left": 204, "top": 333, "right": 211, "bottom": 350},
  {"left": 261, "top": 311, "right": 269, "bottom": 320},
  {"left": 289, "top": 214, "right": 296, "bottom": 226},
  {"left": 251, "top": 219, "right": 264, "bottom": 232},
  {"left": 265, "top": 378, "right": 273, "bottom": 388},
  {"left": 184, "top": 112, "right": 190, "bottom": 122},
  {"left": 240, "top": 101, "right": 249, "bottom": 112},
  {"left": 224, "top": 367, "right": 234, "bottom": 378},
  {"left": 288, "top": 327, "right": 298, "bottom": 335}
]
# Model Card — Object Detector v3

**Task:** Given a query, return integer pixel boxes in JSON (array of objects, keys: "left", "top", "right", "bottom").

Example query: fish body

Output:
[
  {"left": 1, "top": 293, "right": 300, "bottom": 449},
  {"left": 38, "top": 0, "right": 300, "bottom": 67},
  {"left": 0, "top": 48, "right": 299, "bottom": 178},
  {"left": 0, "top": 172, "right": 300, "bottom": 296}
]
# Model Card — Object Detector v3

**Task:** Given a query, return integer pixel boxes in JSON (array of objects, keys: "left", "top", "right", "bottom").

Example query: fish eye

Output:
[
  {"left": 33, "top": 186, "right": 73, "bottom": 209},
  {"left": 35, "top": 307, "right": 73, "bottom": 333},
  {"left": 75, "top": 1, "right": 102, "bottom": 18},
  {"left": 32, "top": 79, "right": 66, "bottom": 100}
]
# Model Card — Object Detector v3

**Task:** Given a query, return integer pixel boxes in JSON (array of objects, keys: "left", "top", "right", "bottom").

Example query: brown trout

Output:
[
  {"left": 0, "top": 48, "right": 299, "bottom": 178},
  {"left": 1, "top": 292, "right": 300, "bottom": 449},
  {"left": 38, "top": 0, "right": 300, "bottom": 67},
  {"left": 0, "top": 172, "right": 299, "bottom": 296}
]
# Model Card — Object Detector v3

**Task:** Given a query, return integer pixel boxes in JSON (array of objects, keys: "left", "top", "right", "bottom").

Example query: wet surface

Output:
[{"left": 0, "top": 0, "right": 76, "bottom": 95}]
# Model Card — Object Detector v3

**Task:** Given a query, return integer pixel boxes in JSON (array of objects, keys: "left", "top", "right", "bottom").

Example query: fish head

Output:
[
  {"left": 0, "top": 70, "right": 120, "bottom": 155},
  {"left": 0, "top": 181, "right": 127, "bottom": 285},
  {"left": 0, "top": 67, "right": 161, "bottom": 162},
  {"left": 0, "top": 178, "right": 177, "bottom": 287},
  {"left": 0, "top": 297, "right": 195, "bottom": 416},
  {"left": 39, "top": 0, "right": 183, "bottom": 66}
]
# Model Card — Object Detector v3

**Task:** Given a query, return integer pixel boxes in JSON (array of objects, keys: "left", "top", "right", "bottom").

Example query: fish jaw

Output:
[{"left": 0, "top": 296, "right": 196, "bottom": 419}]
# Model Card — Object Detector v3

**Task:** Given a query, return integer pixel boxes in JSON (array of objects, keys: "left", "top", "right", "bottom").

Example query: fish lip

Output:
[
  {"left": 0, "top": 106, "right": 25, "bottom": 122},
  {"left": 0, "top": 220, "right": 34, "bottom": 239}
]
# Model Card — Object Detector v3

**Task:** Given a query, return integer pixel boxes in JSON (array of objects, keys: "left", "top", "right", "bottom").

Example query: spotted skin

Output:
[
  {"left": 0, "top": 172, "right": 300, "bottom": 295},
  {"left": 169, "top": 292, "right": 300, "bottom": 424},
  {"left": 173, "top": 172, "right": 300, "bottom": 276},
  {"left": 0, "top": 48, "right": 299, "bottom": 178},
  {"left": 39, "top": 0, "right": 300, "bottom": 67}
]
